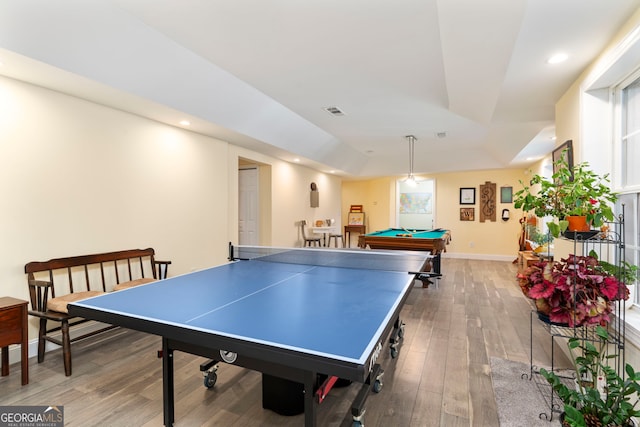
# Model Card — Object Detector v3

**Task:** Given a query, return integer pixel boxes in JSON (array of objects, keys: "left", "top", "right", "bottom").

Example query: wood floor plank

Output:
[
  {"left": 411, "top": 390, "right": 443, "bottom": 427},
  {"left": 441, "top": 335, "right": 469, "bottom": 420},
  {"left": 467, "top": 362, "right": 498, "bottom": 427}
]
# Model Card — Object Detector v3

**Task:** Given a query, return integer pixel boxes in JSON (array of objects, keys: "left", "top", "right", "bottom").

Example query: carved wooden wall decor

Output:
[{"left": 479, "top": 181, "right": 496, "bottom": 222}]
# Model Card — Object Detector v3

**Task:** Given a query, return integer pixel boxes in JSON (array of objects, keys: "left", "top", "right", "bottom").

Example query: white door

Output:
[{"left": 239, "top": 168, "right": 259, "bottom": 245}]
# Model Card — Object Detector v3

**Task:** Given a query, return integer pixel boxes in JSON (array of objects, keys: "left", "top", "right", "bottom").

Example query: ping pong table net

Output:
[{"left": 229, "top": 244, "right": 432, "bottom": 273}]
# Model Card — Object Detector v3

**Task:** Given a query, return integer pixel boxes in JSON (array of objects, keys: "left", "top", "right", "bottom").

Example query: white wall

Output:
[
  {"left": 0, "top": 74, "right": 343, "bottom": 351},
  {"left": 0, "top": 74, "right": 231, "bottom": 279},
  {"left": 227, "top": 146, "right": 344, "bottom": 248}
]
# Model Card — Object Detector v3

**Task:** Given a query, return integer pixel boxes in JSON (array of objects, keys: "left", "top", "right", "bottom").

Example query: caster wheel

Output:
[
  {"left": 352, "top": 421, "right": 363, "bottom": 427},
  {"left": 398, "top": 325, "right": 405, "bottom": 339},
  {"left": 390, "top": 346, "right": 398, "bottom": 359},
  {"left": 373, "top": 379, "right": 383, "bottom": 393},
  {"left": 204, "top": 371, "right": 217, "bottom": 388}
]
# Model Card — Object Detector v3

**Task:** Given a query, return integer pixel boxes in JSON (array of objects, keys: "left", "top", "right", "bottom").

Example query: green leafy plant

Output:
[
  {"left": 514, "top": 149, "right": 617, "bottom": 237},
  {"left": 540, "top": 326, "right": 640, "bottom": 427},
  {"left": 596, "top": 258, "right": 639, "bottom": 287},
  {"left": 586, "top": 249, "right": 638, "bottom": 288},
  {"left": 527, "top": 221, "right": 553, "bottom": 246}
]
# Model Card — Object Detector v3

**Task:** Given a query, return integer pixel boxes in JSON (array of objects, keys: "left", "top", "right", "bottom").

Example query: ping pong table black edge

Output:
[{"left": 69, "top": 276, "right": 414, "bottom": 426}]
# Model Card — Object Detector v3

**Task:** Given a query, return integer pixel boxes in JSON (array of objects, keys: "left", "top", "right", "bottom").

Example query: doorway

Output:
[
  {"left": 239, "top": 167, "right": 259, "bottom": 245},
  {"left": 396, "top": 179, "right": 436, "bottom": 229}
]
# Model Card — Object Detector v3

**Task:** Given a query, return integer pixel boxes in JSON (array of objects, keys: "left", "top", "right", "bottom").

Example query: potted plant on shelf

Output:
[
  {"left": 516, "top": 254, "right": 629, "bottom": 327},
  {"left": 595, "top": 254, "right": 639, "bottom": 287},
  {"left": 513, "top": 149, "right": 617, "bottom": 238},
  {"left": 540, "top": 326, "right": 640, "bottom": 427}
]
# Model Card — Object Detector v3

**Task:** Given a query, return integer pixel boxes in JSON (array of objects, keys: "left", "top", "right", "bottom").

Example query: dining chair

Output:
[{"left": 300, "top": 220, "right": 321, "bottom": 247}]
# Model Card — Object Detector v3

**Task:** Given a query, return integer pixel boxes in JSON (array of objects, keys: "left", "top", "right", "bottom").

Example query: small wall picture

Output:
[
  {"left": 460, "top": 207, "right": 475, "bottom": 221},
  {"left": 460, "top": 187, "right": 476, "bottom": 205},
  {"left": 500, "top": 186, "right": 513, "bottom": 203},
  {"left": 348, "top": 212, "right": 364, "bottom": 225},
  {"left": 552, "top": 140, "right": 574, "bottom": 180}
]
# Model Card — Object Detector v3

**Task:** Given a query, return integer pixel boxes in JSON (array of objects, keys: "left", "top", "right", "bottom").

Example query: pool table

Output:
[{"left": 358, "top": 228, "right": 451, "bottom": 276}]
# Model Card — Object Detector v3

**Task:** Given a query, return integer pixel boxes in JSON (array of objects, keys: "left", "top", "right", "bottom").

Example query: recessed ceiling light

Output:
[
  {"left": 179, "top": 120, "right": 191, "bottom": 126},
  {"left": 293, "top": 158, "right": 300, "bottom": 162},
  {"left": 547, "top": 53, "right": 568, "bottom": 64}
]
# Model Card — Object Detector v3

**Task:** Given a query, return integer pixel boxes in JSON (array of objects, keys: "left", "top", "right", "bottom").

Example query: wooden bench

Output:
[{"left": 24, "top": 248, "right": 171, "bottom": 376}]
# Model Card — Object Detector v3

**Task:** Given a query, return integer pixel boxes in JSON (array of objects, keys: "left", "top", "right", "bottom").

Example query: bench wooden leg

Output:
[
  {"left": 61, "top": 320, "right": 72, "bottom": 376},
  {"left": 37, "top": 318, "right": 47, "bottom": 363}
]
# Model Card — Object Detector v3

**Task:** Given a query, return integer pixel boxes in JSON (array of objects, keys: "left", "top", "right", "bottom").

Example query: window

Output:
[
  {"left": 397, "top": 179, "right": 435, "bottom": 230},
  {"left": 590, "top": 25, "right": 640, "bottom": 345},
  {"left": 615, "top": 74, "right": 640, "bottom": 304},
  {"left": 620, "top": 75, "right": 640, "bottom": 188},
  {"left": 617, "top": 194, "right": 639, "bottom": 298}
]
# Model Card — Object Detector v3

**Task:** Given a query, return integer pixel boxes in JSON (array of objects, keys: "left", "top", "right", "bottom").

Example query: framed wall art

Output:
[
  {"left": 479, "top": 181, "right": 497, "bottom": 222},
  {"left": 460, "top": 208, "right": 475, "bottom": 221},
  {"left": 347, "top": 212, "right": 364, "bottom": 225},
  {"left": 552, "top": 140, "right": 574, "bottom": 180},
  {"left": 460, "top": 187, "right": 476, "bottom": 205},
  {"left": 500, "top": 186, "right": 513, "bottom": 203}
]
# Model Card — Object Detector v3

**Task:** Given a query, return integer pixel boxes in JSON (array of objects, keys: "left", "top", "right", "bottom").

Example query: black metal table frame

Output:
[{"left": 70, "top": 292, "right": 409, "bottom": 427}]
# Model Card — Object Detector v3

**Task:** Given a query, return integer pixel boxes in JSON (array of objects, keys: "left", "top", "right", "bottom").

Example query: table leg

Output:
[
  {"left": 21, "top": 344, "right": 28, "bottom": 385},
  {"left": 303, "top": 371, "right": 318, "bottom": 426},
  {"left": 162, "top": 338, "right": 175, "bottom": 426},
  {"left": 433, "top": 253, "right": 441, "bottom": 274},
  {"left": 21, "top": 305, "right": 28, "bottom": 385},
  {"left": 1, "top": 346, "right": 8, "bottom": 377}
]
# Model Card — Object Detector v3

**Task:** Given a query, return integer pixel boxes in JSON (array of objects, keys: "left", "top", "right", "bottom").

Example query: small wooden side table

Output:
[
  {"left": 344, "top": 225, "right": 366, "bottom": 248},
  {"left": 0, "top": 297, "right": 29, "bottom": 385}
]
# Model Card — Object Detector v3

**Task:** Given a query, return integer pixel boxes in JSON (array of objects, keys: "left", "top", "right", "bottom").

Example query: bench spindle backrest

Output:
[{"left": 25, "top": 248, "right": 158, "bottom": 308}]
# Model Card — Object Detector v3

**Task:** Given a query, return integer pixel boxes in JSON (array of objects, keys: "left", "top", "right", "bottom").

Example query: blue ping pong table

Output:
[{"left": 68, "top": 245, "right": 432, "bottom": 426}]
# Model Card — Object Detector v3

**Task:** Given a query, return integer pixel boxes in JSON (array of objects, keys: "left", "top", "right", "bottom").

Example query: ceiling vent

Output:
[
  {"left": 436, "top": 131, "right": 447, "bottom": 138},
  {"left": 323, "top": 106, "right": 345, "bottom": 116}
]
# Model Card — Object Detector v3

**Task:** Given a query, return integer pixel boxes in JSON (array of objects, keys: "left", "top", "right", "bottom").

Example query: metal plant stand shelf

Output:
[{"left": 523, "top": 214, "right": 627, "bottom": 422}]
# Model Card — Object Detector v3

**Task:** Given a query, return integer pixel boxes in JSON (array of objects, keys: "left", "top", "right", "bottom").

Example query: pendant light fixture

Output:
[{"left": 403, "top": 135, "right": 418, "bottom": 186}]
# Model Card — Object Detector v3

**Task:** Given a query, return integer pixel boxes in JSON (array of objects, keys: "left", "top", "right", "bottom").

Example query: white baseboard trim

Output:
[
  {"left": 5, "top": 320, "right": 113, "bottom": 365},
  {"left": 442, "top": 252, "right": 516, "bottom": 262}
]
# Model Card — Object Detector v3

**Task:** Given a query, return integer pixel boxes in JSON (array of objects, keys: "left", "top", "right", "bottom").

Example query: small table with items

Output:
[
  {"left": 344, "top": 224, "right": 366, "bottom": 247},
  {"left": 311, "top": 226, "right": 336, "bottom": 247},
  {"left": 0, "top": 297, "right": 29, "bottom": 385},
  {"left": 345, "top": 205, "right": 366, "bottom": 247}
]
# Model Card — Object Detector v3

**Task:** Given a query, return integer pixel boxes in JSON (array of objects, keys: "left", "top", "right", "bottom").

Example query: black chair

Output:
[
  {"left": 326, "top": 219, "right": 345, "bottom": 247},
  {"left": 300, "top": 220, "right": 321, "bottom": 247}
]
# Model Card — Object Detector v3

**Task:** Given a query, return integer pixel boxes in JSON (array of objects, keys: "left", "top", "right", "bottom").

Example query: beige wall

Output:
[
  {"left": 342, "top": 168, "right": 527, "bottom": 259},
  {"left": 0, "top": 74, "right": 343, "bottom": 349},
  {"left": 228, "top": 145, "right": 344, "bottom": 248},
  {"left": 0, "top": 75, "right": 231, "bottom": 274},
  {"left": 341, "top": 177, "right": 393, "bottom": 238}
]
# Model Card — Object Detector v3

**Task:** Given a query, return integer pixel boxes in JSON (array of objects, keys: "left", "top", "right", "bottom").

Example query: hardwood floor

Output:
[{"left": 0, "top": 258, "right": 568, "bottom": 426}]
